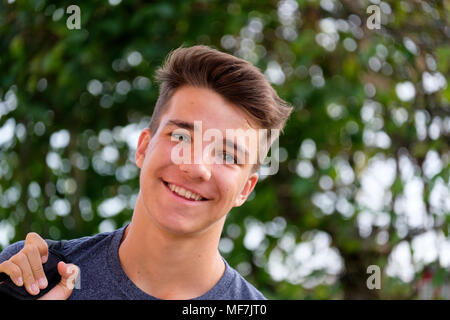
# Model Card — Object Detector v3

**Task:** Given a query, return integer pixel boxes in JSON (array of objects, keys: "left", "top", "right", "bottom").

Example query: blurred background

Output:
[{"left": 0, "top": 0, "right": 449, "bottom": 299}]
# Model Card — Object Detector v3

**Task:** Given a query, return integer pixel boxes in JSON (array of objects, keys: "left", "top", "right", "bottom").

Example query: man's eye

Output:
[
  {"left": 171, "top": 132, "right": 191, "bottom": 143},
  {"left": 223, "top": 153, "right": 237, "bottom": 164}
]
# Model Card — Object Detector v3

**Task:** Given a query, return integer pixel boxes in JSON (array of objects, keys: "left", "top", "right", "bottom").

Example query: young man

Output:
[{"left": 0, "top": 45, "right": 293, "bottom": 299}]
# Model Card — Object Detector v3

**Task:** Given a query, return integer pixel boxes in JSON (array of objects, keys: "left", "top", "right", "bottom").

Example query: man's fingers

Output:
[
  {"left": 23, "top": 243, "right": 47, "bottom": 289},
  {"left": 38, "top": 282, "right": 72, "bottom": 300},
  {"left": 0, "top": 260, "right": 23, "bottom": 286},
  {"left": 38, "top": 262, "right": 79, "bottom": 300},
  {"left": 58, "top": 262, "right": 80, "bottom": 290},
  {"left": 10, "top": 252, "right": 39, "bottom": 295},
  {"left": 25, "top": 232, "right": 48, "bottom": 263}
]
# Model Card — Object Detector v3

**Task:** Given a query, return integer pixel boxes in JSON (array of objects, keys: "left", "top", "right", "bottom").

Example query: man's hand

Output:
[
  {"left": 38, "top": 261, "right": 79, "bottom": 300},
  {"left": 0, "top": 232, "right": 78, "bottom": 300}
]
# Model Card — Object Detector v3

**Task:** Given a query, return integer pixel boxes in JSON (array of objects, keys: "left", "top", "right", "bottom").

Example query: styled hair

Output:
[{"left": 149, "top": 45, "right": 293, "bottom": 173}]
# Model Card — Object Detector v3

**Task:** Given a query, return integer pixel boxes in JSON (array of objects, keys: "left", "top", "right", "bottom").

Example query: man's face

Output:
[{"left": 135, "top": 86, "right": 259, "bottom": 236}]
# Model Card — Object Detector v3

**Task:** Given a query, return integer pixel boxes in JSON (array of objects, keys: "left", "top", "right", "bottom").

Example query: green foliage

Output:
[{"left": 0, "top": 0, "right": 449, "bottom": 299}]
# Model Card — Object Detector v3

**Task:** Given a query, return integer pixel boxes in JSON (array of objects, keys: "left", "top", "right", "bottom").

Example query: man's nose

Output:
[
  {"left": 178, "top": 148, "right": 213, "bottom": 181},
  {"left": 180, "top": 163, "right": 211, "bottom": 181},
  {"left": 178, "top": 162, "right": 212, "bottom": 181}
]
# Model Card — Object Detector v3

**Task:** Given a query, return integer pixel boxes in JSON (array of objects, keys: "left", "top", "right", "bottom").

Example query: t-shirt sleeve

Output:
[{"left": 0, "top": 241, "right": 25, "bottom": 264}]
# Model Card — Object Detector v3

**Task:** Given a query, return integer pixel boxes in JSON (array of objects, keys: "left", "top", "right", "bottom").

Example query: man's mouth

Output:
[{"left": 162, "top": 180, "right": 208, "bottom": 202}]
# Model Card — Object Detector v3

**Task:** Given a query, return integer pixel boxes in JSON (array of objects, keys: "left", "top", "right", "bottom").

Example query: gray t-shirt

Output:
[{"left": 0, "top": 226, "right": 266, "bottom": 300}]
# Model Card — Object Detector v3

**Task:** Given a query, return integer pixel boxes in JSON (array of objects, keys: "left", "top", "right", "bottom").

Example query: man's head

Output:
[
  {"left": 134, "top": 45, "right": 293, "bottom": 236},
  {"left": 148, "top": 45, "right": 293, "bottom": 174}
]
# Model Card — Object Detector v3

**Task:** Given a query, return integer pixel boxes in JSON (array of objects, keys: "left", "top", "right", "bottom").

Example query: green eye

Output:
[
  {"left": 171, "top": 132, "right": 191, "bottom": 143},
  {"left": 223, "top": 153, "right": 236, "bottom": 164}
]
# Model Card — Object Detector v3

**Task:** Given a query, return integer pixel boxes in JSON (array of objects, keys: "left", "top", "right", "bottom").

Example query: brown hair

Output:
[{"left": 149, "top": 45, "right": 293, "bottom": 173}]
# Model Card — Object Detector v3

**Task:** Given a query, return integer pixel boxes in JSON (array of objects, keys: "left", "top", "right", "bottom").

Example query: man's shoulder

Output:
[
  {"left": 0, "top": 240, "right": 25, "bottom": 263},
  {"left": 0, "top": 227, "right": 123, "bottom": 263},
  {"left": 58, "top": 227, "right": 123, "bottom": 259},
  {"left": 217, "top": 259, "right": 267, "bottom": 300}
]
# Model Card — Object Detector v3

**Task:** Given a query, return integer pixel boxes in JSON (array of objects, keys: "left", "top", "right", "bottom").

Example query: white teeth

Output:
[
  {"left": 178, "top": 187, "right": 186, "bottom": 197},
  {"left": 167, "top": 183, "right": 202, "bottom": 201}
]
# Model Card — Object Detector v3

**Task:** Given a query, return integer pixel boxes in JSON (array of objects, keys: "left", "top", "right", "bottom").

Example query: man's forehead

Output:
[
  {"left": 162, "top": 118, "right": 257, "bottom": 132},
  {"left": 166, "top": 86, "right": 258, "bottom": 130}
]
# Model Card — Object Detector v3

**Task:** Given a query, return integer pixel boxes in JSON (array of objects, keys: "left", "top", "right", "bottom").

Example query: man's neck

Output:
[{"left": 117, "top": 202, "right": 226, "bottom": 299}]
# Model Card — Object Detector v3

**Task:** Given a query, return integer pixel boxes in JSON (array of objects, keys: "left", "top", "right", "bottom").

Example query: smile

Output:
[{"left": 162, "top": 180, "right": 208, "bottom": 202}]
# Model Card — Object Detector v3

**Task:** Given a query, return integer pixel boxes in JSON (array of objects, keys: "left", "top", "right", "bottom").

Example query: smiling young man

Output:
[{"left": 0, "top": 45, "right": 293, "bottom": 299}]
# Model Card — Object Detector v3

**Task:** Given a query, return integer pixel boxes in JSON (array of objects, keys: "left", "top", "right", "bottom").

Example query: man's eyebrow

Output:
[
  {"left": 165, "top": 119, "right": 194, "bottom": 131},
  {"left": 165, "top": 119, "right": 249, "bottom": 158}
]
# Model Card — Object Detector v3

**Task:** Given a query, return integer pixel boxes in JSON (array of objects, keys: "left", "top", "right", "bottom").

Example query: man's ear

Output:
[
  {"left": 135, "top": 128, "right": 152, "bottom": 169},
  {"left": 233, "top": 172, "right": 259, "bottom": 207}
]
